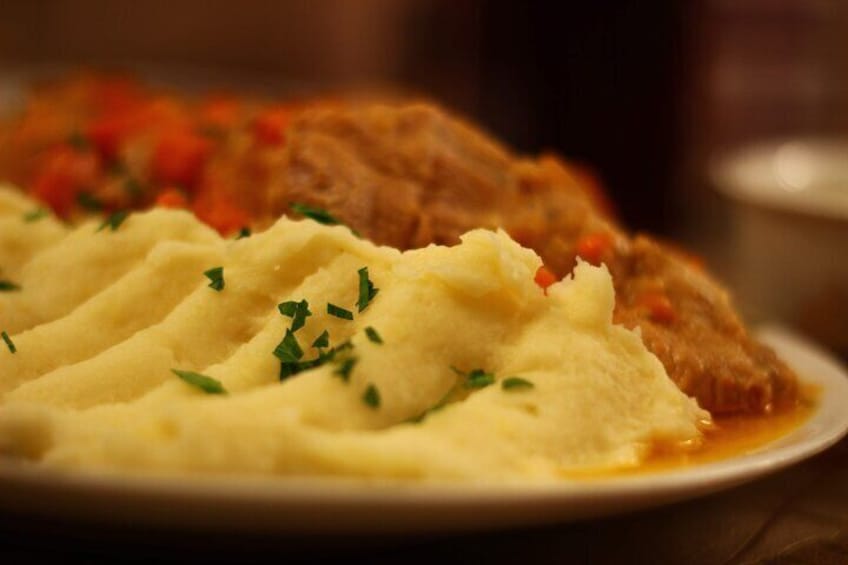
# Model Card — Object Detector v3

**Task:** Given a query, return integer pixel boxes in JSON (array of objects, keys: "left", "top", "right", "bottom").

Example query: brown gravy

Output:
[{"left": 567, "top": 385, "right": 818, "bottom": 479}]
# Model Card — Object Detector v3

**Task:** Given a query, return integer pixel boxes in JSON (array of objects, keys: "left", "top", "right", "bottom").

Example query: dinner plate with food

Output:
[{"left": 0, "top": 74, "right": 846, "bottom": 534}]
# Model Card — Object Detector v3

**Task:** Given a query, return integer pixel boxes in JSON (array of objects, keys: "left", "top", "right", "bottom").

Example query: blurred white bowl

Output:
[{"left": 712, "top": 139, "right": 848, "bottom": 356}]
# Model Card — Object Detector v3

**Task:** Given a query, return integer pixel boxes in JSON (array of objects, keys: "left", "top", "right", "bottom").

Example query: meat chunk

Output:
[{"left": 268, "top": 103, "right": 798, "bottom": 414}]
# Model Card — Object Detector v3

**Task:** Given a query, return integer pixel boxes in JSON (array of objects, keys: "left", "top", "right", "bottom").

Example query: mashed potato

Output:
[{"left": 0, "top": 188, "right": 708, "bottom": 481}]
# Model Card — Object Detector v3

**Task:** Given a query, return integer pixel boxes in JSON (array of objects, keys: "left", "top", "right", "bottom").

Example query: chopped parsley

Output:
[
  {"left": 278, "top": 299, "right": 311, "bottom": 332},
  {"left": 273, "top": 329, "right": 304, "bottom": 363},
  {"left": 333, "top": 355, "right": 358, "bottom": 382},
  {"left": 204, "top": 267, "right": 225, "bottom": 291},
  {"left": 290, "top": 202, "right": 360, "bottom": 236},
  {"left": 364, "top": 326, "right": 383, "bottom": 344},
  {"left": 410, "top": 367, "right": 498, "bottom": 423},
  {"left": 277, "top": 338, "right": 352, "bottom": 381},
  {"left": 466, "top": 369, "right": 496, "bottom": 389},
  {"left": 23, "top": 208, "right": 48, "bottom": 223},
  {"left": 502, "top": 377, "right": 535, "bottom": 391},
  {"left": 311, "top": 330, "right": 329, "bottom": 349},
  {"left": 235, "top": 226, "right": 252, "bottom": 239},
  {"left": 0, "top": 280, "right": 20, "bottom": 292},
  {"left": 76, "top": 191, "right": 104, "bottom": 211},
  {"left": 1, "top": 331, "right": 15, "bottom": 353},
  {"left": 171, "top": 369, "right": 226, "bottom": 394},
  {"left": 362, "top": 384, "right": 381, "bottom": 409},
  {"left": 356, "top": 267, "right": 379, "bottom": 312},
  {"left": 96, "top": 210, "right": 129, "bottom": 232},
  {"left": 327, "top": 303, "right": 353, "bottom": 320},
  {"left": 290, "top": 202, "right": 342, "bottom": 226},
  {"left": 451, "top": 366, "right": 496, "bottom": 389}
]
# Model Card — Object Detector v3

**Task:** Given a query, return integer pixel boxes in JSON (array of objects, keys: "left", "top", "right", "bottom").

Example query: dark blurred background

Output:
[{"left": 2, "top": 0, "right": 848, "bottom": 350}]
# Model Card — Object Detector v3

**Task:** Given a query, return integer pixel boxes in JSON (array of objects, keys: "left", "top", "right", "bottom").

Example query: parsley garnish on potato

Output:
[
  {"left": 502, "top": 377, "right": 535, "bottom": 391},
  {"left": 96, "top": 210, "right": 129, "bottom": 232},
  {"left": 172, "top": 369, "right": 226, "bottom": 394},
  {"left": 451, "top": 366, "right": 496, "bottom": 389},
  {"left": 22, "top": 208, "right": 48, "bottom": 223},
  {"left": 311, "top": 330, "right": 330, "bottom": 349},
  {"left": 1, "top": 331, "right": 16, "bottom": 354},
  {"left": 327, "top": 303, "right": 353, "bottom": 320},
  {"left": 278, "top": 299, "right": 311, "bottom": 332},
  {"left": 356, "top": 267, "right": 379, "bottom": 312},
  {"left": 0, "top": 280, "right": 20, "bottom": 292},
  {"left": 290, "top": 203, "right": 342, "bottom": 226},
  {"left": 204, "top": 267, "right": 225, "bottom": 291},
  {"left": 364, "top": 326, "right": 383, "bottom": 344},
  {"left": 362, "top": 383, "right": 381, "bottom": 409}
]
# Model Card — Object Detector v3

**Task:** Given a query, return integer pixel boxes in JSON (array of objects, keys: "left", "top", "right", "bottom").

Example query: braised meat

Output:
[
  {"left": 0, "top": 76, "right": 798, "bottom": 414},
  {"left": 266, "top": 103, "right": 797, "bottom": 414}
]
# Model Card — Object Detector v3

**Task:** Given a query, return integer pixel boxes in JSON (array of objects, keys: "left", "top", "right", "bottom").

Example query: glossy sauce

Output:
[{"left": 567, "top": 385, "right": 818, "bottom": 479}]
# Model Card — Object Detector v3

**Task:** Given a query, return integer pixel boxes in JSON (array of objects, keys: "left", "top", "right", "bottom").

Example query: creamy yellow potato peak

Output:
[{"left": 0, "top": 187, "right": 708, "bottom": 481}]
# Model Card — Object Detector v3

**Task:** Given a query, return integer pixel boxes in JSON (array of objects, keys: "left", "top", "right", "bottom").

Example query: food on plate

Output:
[
  {"left": 0, "top": 74, "right": 797, "bottom": 416},
  {"left": 0, "top": 190, "right": 708, "bottom": 478}
]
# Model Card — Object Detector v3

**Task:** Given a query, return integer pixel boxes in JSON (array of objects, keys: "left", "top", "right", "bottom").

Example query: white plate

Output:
[{"left": 1, "top": 326, "right": 847, "bottom": 535}]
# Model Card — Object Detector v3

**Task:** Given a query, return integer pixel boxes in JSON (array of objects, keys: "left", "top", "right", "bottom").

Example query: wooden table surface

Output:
[{"left": 1, "top": 433, "right": 846, "bottom": 564}]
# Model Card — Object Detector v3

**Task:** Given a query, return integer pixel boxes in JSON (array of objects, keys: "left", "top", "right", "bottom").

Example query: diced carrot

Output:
[
  {"left": 252, "top": 107, "right": 291, "bottom": 147},
  {"left": 192, "top": 191, "right": 249, "bottom": 236},
  {"left": 199, "top": 96, "right": 240, "bottom": 130},
  {"left": 638, "top": 291, "right": 677, "bottom": 324},
  {"left": 86, "top": 113, "right": 138, "bottom": 161},
  {"left": 155, "top": 188, "right": 189, "bottom": 209},
  {"left": 152, "top": 129, "right": 211, "bottom": 188},
  {"left": 30, "top": 144, "right": 101, "bottom": 217},
  {"left": 576, "top": 232, "right": 613, "bottom": 266},
  {"left": 534, "top": 265, "right": 558, "bottom": 293}
]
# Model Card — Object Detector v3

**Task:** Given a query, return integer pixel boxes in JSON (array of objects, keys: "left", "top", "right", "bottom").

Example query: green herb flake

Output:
[
  {"left": 290, "top": 202, "right": 342, "bottom": 226},
  {"left": 1, "top": 330, "right": 16, "bottom": 354},
  {"left": 356, "top": 267, "right": 379, "bottom": 312},
  {"left": 171, "top": 369, "right": 226, "bottom": 394},
  {"left": 466, "top": 369, "right": 496, "bottom": 389},
  {"left": 235, "top": 226, "right": 252, "bottom": 239},
  {"left": 204, "top": 266, "right": 225, "bottom": 291},
  {"left": 312, "top": 330, "right": 329, "bottom": 349},
  {"left": 278, "top": 299, "right": 311, "bottom": 332},
  {"left": 501, "top": 377, "right": 535, "bottom": 391},
  {"left": 362, "top": 383, "right": 381, "bottom": 409},
  {"left": 0, "top": 280, "right": 21, "bottom": 292},
  {"left": 23, "top": 208, "right": 48, "bottom": 223},
  {"left": 277, "top": 301, "right": 298, "bottom": 317},
  {"left": 451, "top": 366, "right": 496, "bottom": 389},
  {"left": 96, "top": 210, "right": 129, "bottom": 232},
  {"left": 76, "top": 191, "right": 104, "bottom": 211},
  {"left": 274, "top": 329, "right": 304, "bottom": 363},
  {"left": 327, "top": 303, "right": 353, "bottom": 320},
  {"left": 279, "top": 338, "right": 351, "bottom": 381},
  {"left": 364, "top": 326, "right": 383, "bottom": 344},
  {"left": 333, "top": 356, "right": 358, "bottom": 383}
]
